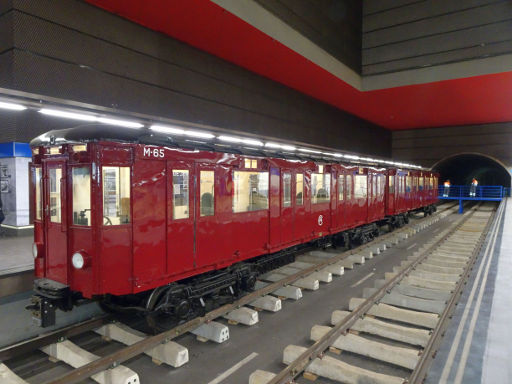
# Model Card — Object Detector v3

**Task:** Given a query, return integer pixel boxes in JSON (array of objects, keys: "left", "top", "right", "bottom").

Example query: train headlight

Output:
[
  {"left": 32, "top": 243, "right": 38, "bottom": 259},
  {"left": 72, "top": 252, "right": 85, "bottom": 269}
]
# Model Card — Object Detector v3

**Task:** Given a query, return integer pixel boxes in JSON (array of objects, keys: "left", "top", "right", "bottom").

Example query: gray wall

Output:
[
  {"left": 362, "top": 0, "right": 512, "bottom": 75},
  {"left": 0, "top": 0, "right": 390, "bottom": 156},
  {"left": 392, "top": 122, "right": 512, "bottom": 169},
  {"left": 254, "top": 0, "right": 362, "bottom": 72}
]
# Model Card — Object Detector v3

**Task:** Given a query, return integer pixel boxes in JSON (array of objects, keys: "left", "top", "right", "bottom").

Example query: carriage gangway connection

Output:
[{"left": 438, "top": 185, "right": 505, "bottom": 213}]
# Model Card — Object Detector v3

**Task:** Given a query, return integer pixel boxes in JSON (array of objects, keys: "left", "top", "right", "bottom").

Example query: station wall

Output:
[
  {"left": 392, "top": 122, "right": 512, "bottom": 170},
  {"left": 362, "top": 0, "right": 512, "bottom": 75},
  {"left": 0, "top": 0, "right": 389, "bottom": 157}
]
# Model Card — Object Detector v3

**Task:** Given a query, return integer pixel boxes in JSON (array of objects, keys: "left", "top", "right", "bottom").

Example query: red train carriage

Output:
[{"left": 28, "top": 126, "right": 437, "bottom": 326}]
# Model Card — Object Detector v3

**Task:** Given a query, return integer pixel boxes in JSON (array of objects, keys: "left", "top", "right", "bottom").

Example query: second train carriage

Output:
[{"left": 28, "top": 125, "right": 438, "bottom": 326}]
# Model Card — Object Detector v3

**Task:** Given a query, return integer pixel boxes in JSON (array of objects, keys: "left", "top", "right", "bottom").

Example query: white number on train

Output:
[{"left": 143, "top": 147, "right": 165, "bottom": 158}]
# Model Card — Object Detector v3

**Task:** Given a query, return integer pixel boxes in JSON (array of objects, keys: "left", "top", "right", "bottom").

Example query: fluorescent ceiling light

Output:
[
  {"left": 97, "top": 117, "right": 143, "bottom": 128},
  {"left": 0, "top": 101, "right": 27, "bottom": 111},
  {"left": 150, "top": 124, "right": 185, "bottom": 135},
  {"left": 332, "top": 153, "right": 343, "bottom": 158},
  {"left": 298, "top": 148, "right": 322, "bottom": 154},
  {"left": 39, "top": 108, "right": 96, "bottom": 121},
  {"left": 184, "top": 130, "right": 215, "bottom": 139},
  {"left": 218, "top": 135, "right": 241, "bottom": 143},
  {"left": 344, "top": 154, "right": 360, "bottom": 160},
  {"left": 242, "top": 138, "right": 264, "bottom": 146},
  {"left": 265, "top": 142, "right": 296, "bottom": 151}
]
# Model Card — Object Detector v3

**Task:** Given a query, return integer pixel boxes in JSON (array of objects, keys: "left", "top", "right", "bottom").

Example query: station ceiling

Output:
[{"left": 84, "top": 0, "right": 512, "bottom": 131}]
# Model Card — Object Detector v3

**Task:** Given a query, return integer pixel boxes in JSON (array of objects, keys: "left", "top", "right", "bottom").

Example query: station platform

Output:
[
  {"left": 427, "top": 198, "right": 511, "bottom": 383},
  {"left": 0, "top": 235, "right": 33, "bottom": 275}
]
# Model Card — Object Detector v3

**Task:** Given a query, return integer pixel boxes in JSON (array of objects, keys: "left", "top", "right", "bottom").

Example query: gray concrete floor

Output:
[
  {"left": 5, "top": 212, "right": 458, "bottom": 384},
  {"left": 0, "top": 235, "right": 33, "bottom": 274}
]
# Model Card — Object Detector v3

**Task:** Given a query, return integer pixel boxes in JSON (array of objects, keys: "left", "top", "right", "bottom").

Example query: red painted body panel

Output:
[{"left": 33, "top": 142, "right": 437, "bottom": 298}]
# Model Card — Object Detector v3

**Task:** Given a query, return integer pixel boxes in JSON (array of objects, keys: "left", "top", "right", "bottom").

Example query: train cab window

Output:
[
  {"left": 35, "top": 168, "right": 42, "bottom": 220},
  {"left": 200, "top": 171, "right": 214, "bottom": 217},
  {"left": 233, "top": 171, "right": 269, "bottom": 213},
  {"left": 49, "top": 168, "right": 62, "bottom": 223},
  {"left": 312, "top": 173, "right": 330, "bottom": 204},
  {"left": 354, "top": 175, "right": 367, "bottom": 199},
  {"left": 338, "top": 175, "right": 345, "bottom": 201},
  {"left": 283, "top": 173, "right": 291, "bottom": 207},
  {"left": 103, "top": 166, "right": 131, "bottom": 225},
  {"left": 173, "top": 170, "right": 189, "bottom": 220},
  {"left": 296, "top": 173, "right": 304, "bottom": 205},
  {"left": 72, "top": 167, "right": 91, "bottom": 226},
  {"left": 346, "top": 175, "right": 353, "bottom": 200}
]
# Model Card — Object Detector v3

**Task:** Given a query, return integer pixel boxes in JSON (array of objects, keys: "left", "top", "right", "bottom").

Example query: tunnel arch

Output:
[{"left": 431, "top": 152, "right": 511, "bottom": 188}]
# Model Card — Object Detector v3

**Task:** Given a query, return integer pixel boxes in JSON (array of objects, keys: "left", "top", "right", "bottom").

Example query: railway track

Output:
[
  {"left": 0, "top": 207, "right": 457, "bottom": 384},
  {"left": 249, "top": 202, "right": 500, "bottom": 384}
]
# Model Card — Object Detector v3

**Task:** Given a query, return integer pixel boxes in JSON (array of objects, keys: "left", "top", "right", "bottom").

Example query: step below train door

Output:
[
  {"left": 43, "top": 158, "right": 68, "bottom": 283},
  {"left": 167, "top": 161, "right": 195, "bottom": 276}
]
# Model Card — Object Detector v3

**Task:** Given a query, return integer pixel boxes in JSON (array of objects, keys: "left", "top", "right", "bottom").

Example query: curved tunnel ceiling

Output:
[
  {"left": 433, "top": 154, "right": 511, "bottom": 188},
  {"left": 84, "top": 0, "right": 512, "bottom": 130}
]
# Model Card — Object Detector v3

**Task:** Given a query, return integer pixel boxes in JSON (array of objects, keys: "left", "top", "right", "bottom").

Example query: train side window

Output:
[
  {"left": 200, "top": 170, "right": 214, "bottom": 217},
  {"left": 346, "top": 175, "right": 353, "bottom": 200},
  {"left": 49, "top": 168, "right": 62, "bottom": 223},
  {"left": 233, "top": 171, "right": 269, "bottom": 213},
  {"left": 34, "top": 167, "right": 42, "bottom": 220},
  {"left": 296, "top": 173, "right": 304, "bottom": 205},
  {"left": 389, "top": 176, "right": 395, "bottom": 194},
  {"left": 173, "top": 170, "right": 189, "bottom": 220},
  {"left": 354, "top": 175, "right": 367, "bottom": 199},
  {"left": 406, "top": 176, "right": 412, "bottom": 193},
  {"left": 419, "top": 177, "right": 424, "bottom": 191},
  {"left": 72, "top": 167, "right": 91, "bottom": 225},
  {"left": 103, "top": 166, "right": 131, "bottom": 225},
  {"left": 338, "top": 175, "right": 344, "bottom": 201},
  {"left": 283, "top": 172, "right": 291, "bottom": 207},
  {"left": 312, "top": 173, "right": 330, "bottom": 204}
]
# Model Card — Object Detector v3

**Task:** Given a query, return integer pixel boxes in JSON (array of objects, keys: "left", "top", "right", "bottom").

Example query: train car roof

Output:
[{"left": 30, "top": 124, "right": 408, "bottom": 170}]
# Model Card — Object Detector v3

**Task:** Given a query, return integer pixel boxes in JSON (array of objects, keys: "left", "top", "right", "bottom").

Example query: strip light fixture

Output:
[
  {"left": 40, "top": 108, "right": 143, "bottom": 128},
  {"left": 0, "top": 101, "right": 27, "bottom": 111},
  {"left": 0, "top": 100, "right": 425, "bottom": 169}
]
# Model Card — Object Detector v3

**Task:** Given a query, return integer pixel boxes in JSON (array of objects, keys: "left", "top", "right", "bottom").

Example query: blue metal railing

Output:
[
  {"left": 437, "top": 185, "right": 505, "bottom": 213},
  {"left": 438, "top": 185, "right": 504, "bottom": 200}
]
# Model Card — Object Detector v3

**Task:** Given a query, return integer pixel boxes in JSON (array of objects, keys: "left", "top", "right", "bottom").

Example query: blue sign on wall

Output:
[{"left": 0, "top": 142, "right": 32, "bottom": 158}]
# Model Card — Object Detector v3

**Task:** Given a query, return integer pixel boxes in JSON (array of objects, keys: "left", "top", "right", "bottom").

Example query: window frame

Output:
[
  {"left": 232, "top": 170, "right": 269, "bottom": 213},
  {"left": 199, "top": 169, "right": 215, "bottom": 217},
  {"left": 101, "top": 165, "right": 132, "bottom": 226},
  {"left": 71, "top": 165, "right": 92, "bottom": 227},
  {"left": 311, "top": 172, "right": 331, "bottom": 204},
  {"left": 172, "top": 169, "right": 190, "bottom": 220}
]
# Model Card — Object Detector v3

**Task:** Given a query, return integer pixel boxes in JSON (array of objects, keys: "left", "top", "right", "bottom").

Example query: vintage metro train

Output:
[{"left": 28, "top": 125, "right": 438, "bottom": 326}]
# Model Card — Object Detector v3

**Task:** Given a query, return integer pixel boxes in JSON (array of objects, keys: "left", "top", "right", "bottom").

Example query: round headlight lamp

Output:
[
  {"left": 72, "top": 252, "right": 85, "bottom": 269},
  {"left": 32, "top": 243, "right": 43, "bottom": 259}
]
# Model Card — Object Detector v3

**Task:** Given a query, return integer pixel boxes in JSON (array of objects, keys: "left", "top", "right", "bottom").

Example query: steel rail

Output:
[
  {"left": 266, "top": 204, "right": 483, "bottom": 384},
  {"left": 409, "top": 201, "right": 503, "bottom": 383},
  {"left": 0, "top": 315, "right": 110, "bottom": 362},
  {"left": 44, "top": 212, "right": 431, "bottom": 384}
]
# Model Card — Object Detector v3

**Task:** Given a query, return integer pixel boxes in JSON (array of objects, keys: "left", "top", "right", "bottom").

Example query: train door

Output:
[
  {"left": 195, "top": 164, "right": 219, "bottom": 267},
  {"left": 132, "top": 159, "right": 166, "bottom": 285},
  {"left": 167, "top": 161, "right": 195, "bottom": 275},
  {"left": 337, "top": 169, "right": 346, "bottom": 230},
  {"left": 281, "top": 169, "right": 294, "bottom": 244},
  {"left": 43, "top": 159, "right": 68, "bottom": 283},
  {"left": 294, "top": 170, "right": 308, "bottom": 241},
  {"left": 387, "top": 171, "right": 395, "bottom": 215}
]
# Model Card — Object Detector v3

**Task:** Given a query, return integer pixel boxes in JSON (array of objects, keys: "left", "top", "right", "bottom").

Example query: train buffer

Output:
[{"left": 438, "top": 185, "right": 505, "bottom": 213}]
